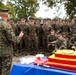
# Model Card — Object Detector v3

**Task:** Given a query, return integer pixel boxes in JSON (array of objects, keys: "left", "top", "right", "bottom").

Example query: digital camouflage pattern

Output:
[
  {"left": 0, "top": 55, "right": 12, "bottom": 75},
  {"left": 0, "top": 19, "right": 20, "bottom": 75},
  {"left": 55, "top": 38, "right": 67, "bottom": 50},
  {"left": 47, "top": 34, "right": 57, "bottom": 53},
  {"left": 18, "top": 24, "right": 29, "bottom": 54},
  {"left": 42, "top": 24, "right": 51, "bottom": 51},
  {"left": 28, "top": 24, "right": 38, "bottom": 54}
]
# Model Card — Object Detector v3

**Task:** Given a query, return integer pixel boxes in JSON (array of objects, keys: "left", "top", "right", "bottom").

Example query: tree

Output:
[
  {"left": 0, "top": 0, "right": 39, "bottom": 20},
  {"left": 0, "top": 1, "right": 5, "bottom": 10},
  {"left": 64, "top": 0, "right": 76, "bottom": 19},
  {"left": 1, "top": 0, "right": 75, "bottom": 19},
  {"left": 43, "top": 0, "right": 76, "bottom": 19},
  {"left": 11, "top": 0, "right": 39, "bottom": 19},
  {"left": 6, "top": 2, "right": 16, "bottom": 20}
]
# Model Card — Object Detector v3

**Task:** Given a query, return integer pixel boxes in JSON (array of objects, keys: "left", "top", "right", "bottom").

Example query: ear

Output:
[{"left": 0, "top": 16, "right": 2, "bottom": 19}]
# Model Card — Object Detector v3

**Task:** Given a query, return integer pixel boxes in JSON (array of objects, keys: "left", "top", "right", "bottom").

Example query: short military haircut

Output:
[{"left": 0, "top": 9, "right": 9, "bottom": 17}]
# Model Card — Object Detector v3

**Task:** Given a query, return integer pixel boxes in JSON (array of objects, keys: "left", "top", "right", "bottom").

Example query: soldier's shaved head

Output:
[{"left": 0, "top": 9, "right": 9, "bottom": 21}]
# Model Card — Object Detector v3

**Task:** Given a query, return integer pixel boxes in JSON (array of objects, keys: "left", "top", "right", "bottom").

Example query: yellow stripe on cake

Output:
[
  {"left": 45, "top": 61, "right": 76, "bottom": 71},
  {"left": 46, "top": 62, "right": 76, "bottom": 67}
]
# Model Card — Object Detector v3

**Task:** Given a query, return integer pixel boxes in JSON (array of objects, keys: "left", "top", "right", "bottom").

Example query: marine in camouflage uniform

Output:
[
  {"left": 47, "top": 30, "right": 57, "bottom": 54},
  {"left": 42, "top": 20, "right": 52, "bottom": 51},
  {"left": 0, "top": 9, "right": 24, "bottom": 75},
  {"left": 18, "top": 19, "right": 29, "bottom": 55},
  {"left": 28, "top": 18, "right": 38, "bottom": 54},
  {"left": 55, "top": 34, "right": 67, "bottom": 51},
  {"left": 15, "top": 20, "right": 21, "bottom": 55},
  {"left": 51, "top": 20, "right": 60, "bottom": 34},
  {"left": 70, "top": 19, "right": 76, "bottom": 37},
  {"left": 62, "top": 32, "right": 69, "bottom": 48},
  {"left": 59, "top": 20, "right": 71, "bottom": 36},
  {"left": 22, "top": 23, "right": 29, "bottom": 54},
  {"left": 37, "top": 23, "right": 44, "bottom": 51}
]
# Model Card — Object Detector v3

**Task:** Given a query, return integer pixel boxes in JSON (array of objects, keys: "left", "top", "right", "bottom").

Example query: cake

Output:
[{"left": 44, "top": 49, "right": 76, "bottom": 71}]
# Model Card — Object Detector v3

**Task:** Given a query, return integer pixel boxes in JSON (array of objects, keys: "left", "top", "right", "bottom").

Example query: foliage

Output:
[
  {"left": 64, "top": 0, "right": 76, "bottom": 19},
  {"left": 6, "top": 2, "right": 16, "bottom": 20},
  {"left": 0, "top": 0, "right": 76, "bottom": 19},
  {"left": 0, "top": 0, "right": 39, "bottom": 20},
  {"left": 11, "top": 0, "right": 39, "bottom": 19},
  {"left": 0, "top": 1, "right": 5, "bottom": 10},
  {"left": 43, "top": 0, "right": 76, "bottom": 19}
]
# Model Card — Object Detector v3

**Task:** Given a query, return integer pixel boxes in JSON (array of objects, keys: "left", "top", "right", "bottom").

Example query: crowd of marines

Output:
[
  {"left": 9, "top": 17, "right": 76, "bottom": 56},
  {"left": 0, "top": 8, "right": 76, "bottom": 75}
]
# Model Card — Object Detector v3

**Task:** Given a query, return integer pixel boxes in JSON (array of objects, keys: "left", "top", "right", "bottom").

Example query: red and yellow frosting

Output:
[{"left": 44, "top": 49, "right": 76, "bottom": 71}]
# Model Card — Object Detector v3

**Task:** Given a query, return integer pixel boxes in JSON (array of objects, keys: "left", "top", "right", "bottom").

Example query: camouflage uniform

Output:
[
  {"left": 18, "top": 24, "right": 25, "bottom": 50},
  {"left": 37, "top": 24, "right": 44, "bottom": 51},
  {"left": 22, "top": 24, "right": 29, "bottom": 54},
  {"left": 42, "top": 24, "right": 51, "bottom": 51},
  {"left": 62, "top": 32, "right": 69, "bottom": 48},
  {"left": 55, "top": 37, "right": 67, "bottom": 50},
  {"left": 47, "top": 34, "right": 57, "bottom": 54},
  {"left": 11, "top": 24, "right": 17, "bottom": 55},
  {"left": 70, "top": 23, "right": 76, "bottom": 36},
  {"left": 51, "top": 23, "right": 60, "bottom": 34},
  {"left": 0, "top": 19, "right": 20, "bottom": 75},
  {"left": 18, "top": 24, "right": 29, "bottom": 54},
  {"left": 14, "top": 24, "right": 21, "bottom": 55},
  {"left": 15, "top": 24, "right": 21, "bottom": 36},
  {"left": 60, "top": 24, "right": 71, "bottom": 35},
  {"left": 28, "top": 24, "right": 38, "bottom": 54},
  {"left": 69, "top": 36, "right": 76, "bottom": 49}
]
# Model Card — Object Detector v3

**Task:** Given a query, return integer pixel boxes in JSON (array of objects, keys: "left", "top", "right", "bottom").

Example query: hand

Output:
[
  {"left": 51, "top": 41, "right": 56, "bottom": 44},
  {"left": 72, "top": 46, "right": 75, "bottom": 49},
  {"left": 48, "top": 44, "right": 50, "bottom": 47},
  {"left": 19, "top": 31, "right": 24, "bottom": 38}
]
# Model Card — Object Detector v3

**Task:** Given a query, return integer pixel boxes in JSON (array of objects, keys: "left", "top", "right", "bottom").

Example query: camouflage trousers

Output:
[{"left": 0, "top": 55, "right": 12, "bottom": 75}]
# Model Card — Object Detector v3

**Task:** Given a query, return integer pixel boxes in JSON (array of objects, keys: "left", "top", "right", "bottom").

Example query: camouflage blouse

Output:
[{"left": 0, "top": 20, "right": 20, "bottom": 56}]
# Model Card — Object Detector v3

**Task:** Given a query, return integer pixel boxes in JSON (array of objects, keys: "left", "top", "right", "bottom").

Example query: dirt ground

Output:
[{"left": 12, "top": 56, "right": 20, "bottom": 65}]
